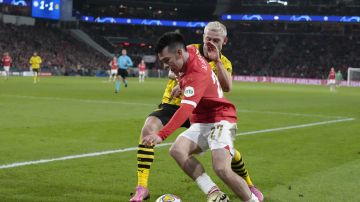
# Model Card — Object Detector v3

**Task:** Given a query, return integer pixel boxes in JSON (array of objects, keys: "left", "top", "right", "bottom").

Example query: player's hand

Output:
[
  {"left": 142, "top": 134, "right": 163, "bottom": 147},
  {"left": 205, "top": 41, "right": 220, "bottom": 62},
  {"left": 170, "top": 85, "right": 182, "bottom": 101}
]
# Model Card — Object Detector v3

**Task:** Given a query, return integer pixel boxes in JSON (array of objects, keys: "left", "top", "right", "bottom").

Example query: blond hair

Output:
[{"left": 204, "top": 21, "right": 227, "bottom": 37}]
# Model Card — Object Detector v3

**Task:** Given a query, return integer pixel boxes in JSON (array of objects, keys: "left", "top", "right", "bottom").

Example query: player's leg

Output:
[
  {"left": 232, "top": 148, "right": 264, "bottom": 201},
  {"left": 141, "top": 72, "right": 145, "bottom": 82},
  {"left": 209, "top": 121, "right": 259, "bottom": 201},
  {"left": 4, "top": 66, "right": 10, "bottom": 80},
  {"left": 33, "top": 69, "right": 37, "bottom": 83},
  {"left": 120, "top": 69, "right": 128, "bottom": 87},
  {"left": 169, "top": 125, "right": 229, "bottom": 200},
  {"left": 108, "top": 70, "right": 112, "bottom": 82},
  {"left": 130, "top": 115, "right": 163, "bottom": 202},
  {"left": 115, "top": 69, "right": 121, "bottom": 93},
  {"left": 212, "top": 149, "right": 258, "bottom": 202}
]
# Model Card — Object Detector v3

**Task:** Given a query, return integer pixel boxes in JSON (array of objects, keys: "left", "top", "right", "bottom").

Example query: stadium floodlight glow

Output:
[
  {"left": 80, "top": 16, "right": 208, "bottom": 28},
  {"left": 266, "top": 0, "right": 288, "bottom": 6},
  {"left": 222, "top": 14, "right": 360, "bottom": 23}
]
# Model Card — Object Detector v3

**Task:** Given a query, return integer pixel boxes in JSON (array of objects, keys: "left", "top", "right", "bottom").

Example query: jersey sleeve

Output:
[
  {"left": 221, "top": 55, "right": 232, "bottom": 76},
  {"left": 180, "top": 71, "right": 209, "bottom": 108},
  {"left": 127, "top": 56, "right": 133, "bottom": 67}
]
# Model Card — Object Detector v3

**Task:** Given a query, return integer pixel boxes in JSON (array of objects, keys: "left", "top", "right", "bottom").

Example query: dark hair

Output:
[{"left": 155, "top": 32, "right": 186, "bottom": 54}]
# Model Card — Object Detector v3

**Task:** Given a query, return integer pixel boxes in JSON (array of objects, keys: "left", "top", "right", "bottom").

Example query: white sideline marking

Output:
[
  {"left": 237, "top": 118, "right": 355, "bottom": 136},
  {"left": 1, "top": 94, "right": 154, "bottom": 106},
  {"left": 0, "top": 118, "right": 355, "bottom": 170},
  {"left": 1, "top": 94, "right": 346, "bottom": 119},
  {"left": 237, "top": 109, "right": 347, "bottom": 119}
]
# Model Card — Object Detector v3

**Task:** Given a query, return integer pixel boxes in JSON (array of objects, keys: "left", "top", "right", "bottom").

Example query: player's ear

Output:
[
  {"left": 223, "top": 37, "right": 228, "bottom": 45},
  {"left": 177, "top": 48, "right": 183, "bottom": 57}
]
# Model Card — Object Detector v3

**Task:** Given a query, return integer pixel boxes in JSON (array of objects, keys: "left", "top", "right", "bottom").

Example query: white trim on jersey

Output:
[{"left": 181, "top": 100, "right": 197, "bottom": 108}]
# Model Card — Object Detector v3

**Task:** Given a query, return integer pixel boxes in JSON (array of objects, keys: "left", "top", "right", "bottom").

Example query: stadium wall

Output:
[{"left": 233, "top": 75, "right": 360, "bottom": 87}]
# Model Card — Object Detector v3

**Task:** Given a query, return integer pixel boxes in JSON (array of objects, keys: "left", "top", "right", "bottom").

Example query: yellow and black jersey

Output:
[
  {"left": 192, "top": 44, "right": 232, "bottom": 76},
  {"left": 160, "top": 44, "right": 232, "bottom": 106},
  {"left": 161, "top": 79, "right": 181, "bottom": 106}
]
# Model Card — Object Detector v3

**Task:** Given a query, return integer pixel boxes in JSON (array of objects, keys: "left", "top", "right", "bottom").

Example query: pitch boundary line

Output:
[
  {"left": 1, "top": 94, "right": 348, "bottom": 119},
  {"left": 0, "top": 118, "right": 354, "bottom": 170}
]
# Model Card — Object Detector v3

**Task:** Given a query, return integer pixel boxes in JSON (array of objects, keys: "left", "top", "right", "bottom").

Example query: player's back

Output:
[{"left": 180, "top": 46, "right": 237, "bottom": 123}]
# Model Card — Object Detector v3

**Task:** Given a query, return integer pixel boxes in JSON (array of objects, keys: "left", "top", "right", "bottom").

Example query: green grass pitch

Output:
[{"left": 0, "top": 76, "right": 359, "bottom": 202}]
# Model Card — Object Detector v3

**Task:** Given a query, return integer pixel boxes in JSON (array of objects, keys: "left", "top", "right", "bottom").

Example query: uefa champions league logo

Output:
[
  {"left": 242, "top": 15, "right": 263, "bottom": 21},
  {"left": 141, "top": 20, "right": 162, "bottom": 26},
  {"left": 290, "top": 15, "right": 312, "bottom": 22},
  {"left": 11, "top": 0, "right": 27, "bottom": 6},
  {"left": 340, "top": 16, "right": 360, "bottom": 22},
  {"left": 95, "top": 17, "right": 116, "bottom": 23}
]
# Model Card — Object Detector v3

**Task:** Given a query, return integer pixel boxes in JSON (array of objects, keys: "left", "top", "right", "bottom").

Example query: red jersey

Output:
[
  {"left": 179, "top": 45, "right": 237, "bottom": 123},
  {"left": 158, "top": 45, "right": 237, "bottom": 140},
  {"left": 110, "top": 59, "right": 117, "bottom": 70},
  {"left": 2, "top": 55, "right": 12, "bottom": 67},
  {"left": 328, "top": 70, "right": 336, "bottom": 79},
  {"left": 138, "top": 63, "right": 146, "bottom": 72}
]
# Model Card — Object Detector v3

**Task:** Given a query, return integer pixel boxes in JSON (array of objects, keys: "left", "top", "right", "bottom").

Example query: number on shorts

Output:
[{"left": 209, "top": 125, "right": 224, "bottom": 140}]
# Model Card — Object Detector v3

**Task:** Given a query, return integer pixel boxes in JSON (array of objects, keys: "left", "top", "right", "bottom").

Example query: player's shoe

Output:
[
  {"left": 129, "top": 186, "right": 150, "bottom": 202},
  {"left": 207, "top": 186, "right": 230, "bottom": 202},
  {"left": 249, "top": 186, "right": 264, "bottom": 202},
  {"left": 125, "top": 83, "right": 128, "bottom": 88}
]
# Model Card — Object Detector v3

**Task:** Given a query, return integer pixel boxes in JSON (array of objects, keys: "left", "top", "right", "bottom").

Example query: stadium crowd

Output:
[
  {"left": 0, "top": 22, "right": 108, "bottom": 76},
  {"left": 224, "top": 31, "right": 360, "bottom": 79},
  {"left": 83, "top": 23, "right": 359, "bottom": 79},
  {"left": 1, "top": 20, "right": 359, "bottom": 79}
]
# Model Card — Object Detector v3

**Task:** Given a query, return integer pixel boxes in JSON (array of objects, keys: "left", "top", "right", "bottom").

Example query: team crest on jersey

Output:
[{"left": 184, "top": 86, "right": 195, "bottom": 97}]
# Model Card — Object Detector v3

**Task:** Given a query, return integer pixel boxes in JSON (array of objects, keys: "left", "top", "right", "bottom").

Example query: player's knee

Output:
[
  {"left": 213, "top": 164, "right": 231, "bottom": 179},
  {"left": 141, "top": 124, "right": 153, "bottom": 138},
  {"left": 169, "top": 143, "right": 184, "bottom": 160}
]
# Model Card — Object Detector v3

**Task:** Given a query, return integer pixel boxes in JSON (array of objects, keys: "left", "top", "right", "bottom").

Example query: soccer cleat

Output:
[
  {"left": 249, "top": 186, "right": 264, "bottom": 202},
  {"left": 125, "top": 83, "right": 128, "bottom": 88},
  {"left": 129, "top": 186, "right": 150, "bottom": 202},
  {"left": 207, "top": 188, "right": 230, "bottom": 202}
]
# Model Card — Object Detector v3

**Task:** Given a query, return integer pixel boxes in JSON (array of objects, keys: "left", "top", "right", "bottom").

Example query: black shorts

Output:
[
  {"left": 149, "top": 103, "right": 191, "bottom": 128},
  {"left": 117, "top": 68, "right": 128, "bottom": 79},
  {"left": 32, "top": 68, "right": 39, "bottom": 73}
]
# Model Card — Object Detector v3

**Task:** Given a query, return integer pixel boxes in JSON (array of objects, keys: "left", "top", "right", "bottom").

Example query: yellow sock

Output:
[
  {"left": 137, "top": 144, "right": 154, "bottom": 188},
  {"left": 231, "top": 149, "right": 254, "bottom": 186}
]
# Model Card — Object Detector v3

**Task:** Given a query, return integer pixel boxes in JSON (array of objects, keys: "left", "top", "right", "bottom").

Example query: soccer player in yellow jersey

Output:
[
  {"left": 29, "top": 52, "right": 42, "bottom": 83},
  {"left": 130, "top": 21, "right": 263, "bottom": 202}
]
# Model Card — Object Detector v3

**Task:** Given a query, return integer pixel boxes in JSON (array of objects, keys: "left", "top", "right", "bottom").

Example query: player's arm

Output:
[
  {"left": 143, "top": 72, "right": 208, "bottom": 145},
  {"left": 206, "top": 41, "right": 232, "bottom": 92},
  {"left": 127, "top": 56, "right": 133, "bottom": 67},
  {"left": 214, "top": 60, "right": 232, "bottom": 92}
]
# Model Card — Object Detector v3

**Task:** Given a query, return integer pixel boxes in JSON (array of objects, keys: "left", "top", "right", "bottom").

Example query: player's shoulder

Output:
[
  {"left": 220, "top": 53, "right": 232, "bottom": 67},
  {"left": 191, "top": 44, "right": 201, "bottom": 49}
]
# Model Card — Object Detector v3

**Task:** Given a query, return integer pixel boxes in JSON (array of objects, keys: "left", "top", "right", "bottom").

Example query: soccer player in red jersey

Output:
[
  {"left": 109, "top": 56, "right": 118, "bottom": 82},
  {"left": 2, "top": 52, "right": 12, "bottom": 80},
  {"left": 138, "top": 59, "right": 146, "bottom": 83},
  {"left": 143, "top": 32, "right": 259, "bottom": 202},
  {"left": 328, "top": 67, "right": 336, "bottom": 92}
]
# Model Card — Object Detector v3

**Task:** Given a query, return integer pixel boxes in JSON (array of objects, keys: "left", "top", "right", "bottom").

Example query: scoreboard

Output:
[{"left": 31, "top": 0, "right": 60, "bottom": 20}]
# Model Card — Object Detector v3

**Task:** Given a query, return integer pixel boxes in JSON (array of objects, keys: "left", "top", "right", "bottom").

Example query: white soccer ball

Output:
[{"left": 155, "top": 194, "right": 182, "bottom": 202}]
